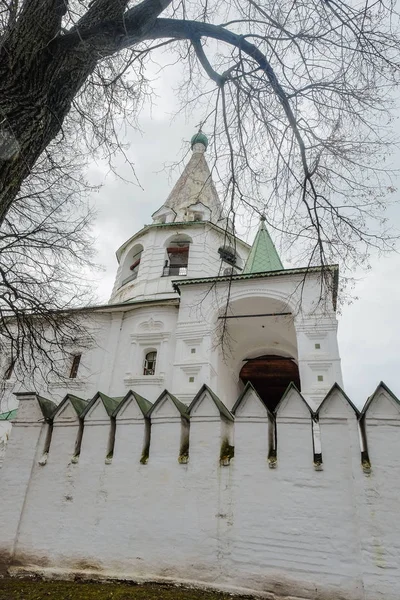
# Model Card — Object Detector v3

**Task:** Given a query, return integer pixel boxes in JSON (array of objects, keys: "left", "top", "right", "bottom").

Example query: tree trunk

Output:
[{"left": 0, "top": 0, "right": 173, "bottom": 224}]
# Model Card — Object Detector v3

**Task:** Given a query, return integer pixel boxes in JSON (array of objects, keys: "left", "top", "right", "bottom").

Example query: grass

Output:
[{"left": 0, "top": 579, "right": 254, "bottom": 600}]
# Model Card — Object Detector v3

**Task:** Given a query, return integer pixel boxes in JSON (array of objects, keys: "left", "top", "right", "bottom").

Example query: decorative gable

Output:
[{"left": 151, "top": 206, "right": 176, "bottom": 224}]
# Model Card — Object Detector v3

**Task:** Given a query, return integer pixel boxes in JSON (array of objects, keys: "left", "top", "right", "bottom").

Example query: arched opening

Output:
[
  {"left": 120, "top": 244, "right": 144, "bottom": 287},
  {"left": 216, "top": 295, "right": 299, "bottom": 410},
  {"left": 163, "top": 234, "right": 192, "bottom": 277},
  {"left": 239, "top": 355, "right": 300, "bottom": 412}
]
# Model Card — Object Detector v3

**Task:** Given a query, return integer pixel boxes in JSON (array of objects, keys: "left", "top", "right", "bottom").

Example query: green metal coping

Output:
[
  {"left": 112, "top": 390, "right": 153, "bottom": 418},
  {"left": 81, "top": 392, "right": 123, "bottom": 419},
  {"left": 37, "top": 396, "right": 57, "bottom": 420},
  {"left": 147, "top": 390, "right": 190, "bottom": 421},
  {"left": 174, "top": 264, "right": 338, "bottom": 288},
  {"left": 0, "top": 408, "right": 18, "bottom": 421},
  {"left": 52, "top": 394, "right": 89, "bottom": 419},
  {"left": 188, "top": 384, "right": 234, "bottom": 421},
  {"left": 243, "top": 219, "right": 283, "bottom": 274}
]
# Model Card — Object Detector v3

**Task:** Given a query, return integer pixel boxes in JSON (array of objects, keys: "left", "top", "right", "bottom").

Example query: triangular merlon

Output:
[
  {"left": 147, "top": 389, "right": 189, "bottom": 421},
  {"left": 52, "top": 394, "right": 89, "bottom": 419},
  {"left": 316, "top": 383, "right": 360, "bottom": 418},
  {"left": 188, "top": 384, "right": 233, "bottom": 421},
  {"left": 231, "top": 381, "right": 271, "bottom": 418},
  {"left": 112, "top": 389, "right": 152, "bottom": 418},
  {"left": 81, "top": 391, "right": 123, "bottom": 419},
  {"left": 360, "top": 381, "right": 400, "bottom": 416},
  {"left": 274, "top": 382, "right": 314, "bottom": 417}
]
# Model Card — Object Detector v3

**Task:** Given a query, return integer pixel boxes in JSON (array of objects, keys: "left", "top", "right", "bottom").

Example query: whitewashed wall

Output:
[
  {"left": 0, "top": 384, "right": 399, "bottom": 600},
  {"left": 1, "top": 266, "right": 342, "bottom": 420},
  {"left": 109, "top": 222, "right": 249, "bottom": 305},
  {"left": 176, "top": 271, "right": 342, "bottom": 409}
]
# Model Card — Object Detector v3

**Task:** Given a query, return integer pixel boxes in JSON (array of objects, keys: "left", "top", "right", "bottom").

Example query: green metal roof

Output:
[
  {"left": 243, "top": 218, "right": 283, "bottom": 274},
  {"left": 0, "top": 408, "right": 17, "bottom": 421}
]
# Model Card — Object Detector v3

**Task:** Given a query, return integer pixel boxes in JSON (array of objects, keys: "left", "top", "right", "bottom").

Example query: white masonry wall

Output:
[
  {"left": 0, "top": 384, "right": 399, "bottom": 599},
  {"left": 110, "top": 222, "right": 249, "bottom": 305}
]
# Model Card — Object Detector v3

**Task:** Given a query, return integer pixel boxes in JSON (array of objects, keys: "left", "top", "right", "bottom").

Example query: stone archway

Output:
[{"left": 239, "top": 355, "right": 300, "bottom": 412}]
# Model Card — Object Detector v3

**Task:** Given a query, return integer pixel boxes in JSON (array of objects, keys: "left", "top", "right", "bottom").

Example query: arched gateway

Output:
[{"left": 239, "top": 354, "right": 300, "bottom": 412}]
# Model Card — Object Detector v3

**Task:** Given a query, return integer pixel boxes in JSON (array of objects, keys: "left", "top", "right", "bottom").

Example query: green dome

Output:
[{"left": 191, "top": 132, "right": 208, "bottom": 150}]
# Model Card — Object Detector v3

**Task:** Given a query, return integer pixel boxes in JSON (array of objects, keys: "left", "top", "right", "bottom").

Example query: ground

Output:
[{"left": 0, "top": 579, "right": 255, "bottom": 600}]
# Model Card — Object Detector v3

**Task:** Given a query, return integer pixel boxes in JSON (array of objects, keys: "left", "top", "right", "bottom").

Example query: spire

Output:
[
  {"left": 243, "top": 216, "right": 283, "bottom": 273},
  {"left": 152, "top": 132, "right": 227, "bottom": 227}
]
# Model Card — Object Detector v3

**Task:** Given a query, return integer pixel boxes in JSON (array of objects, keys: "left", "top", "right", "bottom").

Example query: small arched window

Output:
[{"left": 143, "top": 351, "right": 157, "bottom": 375}]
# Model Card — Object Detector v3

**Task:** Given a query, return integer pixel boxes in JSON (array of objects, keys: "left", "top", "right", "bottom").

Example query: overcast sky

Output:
[{"left": 86, "top": 54, "right": 400, "bottom": 410}]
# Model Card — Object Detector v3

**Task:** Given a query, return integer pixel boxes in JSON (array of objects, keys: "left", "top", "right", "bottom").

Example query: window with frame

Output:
[
  {"left": 3, "top": 359, "right": 15, "bottom": 380},
  {"left": 143, "top": 351, "right": 157, "bottom": 375},
  {"left": 69, "top": 354, "right": 81, "bottom": 379}
]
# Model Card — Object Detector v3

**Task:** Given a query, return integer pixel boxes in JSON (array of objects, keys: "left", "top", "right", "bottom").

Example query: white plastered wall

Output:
[
  {"left": 175, "top": 271, "right": 342, "bottom": 410},
  {"left": 1, "top": 386, "right": 400, "bottom": 598}
]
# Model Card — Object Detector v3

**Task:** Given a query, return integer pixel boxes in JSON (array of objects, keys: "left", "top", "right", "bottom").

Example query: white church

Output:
[{"left": 0, "top": 133, "right": 399, "bottom": 600}]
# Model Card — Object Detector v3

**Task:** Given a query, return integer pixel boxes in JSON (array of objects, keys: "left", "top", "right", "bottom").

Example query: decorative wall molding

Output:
[
  {"left": 130, "top": 332, "right": 170, "bottom": 343},
  {"left": 123, "top": 375, "right": 165, "bottom": 387}
]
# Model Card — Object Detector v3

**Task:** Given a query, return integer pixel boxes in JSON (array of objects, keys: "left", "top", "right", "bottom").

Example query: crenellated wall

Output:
[{"left": 1, "top": 382, "right": 399, "bottom": 600}]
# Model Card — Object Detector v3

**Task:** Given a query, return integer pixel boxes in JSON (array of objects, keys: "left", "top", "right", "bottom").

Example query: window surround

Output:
[{"left": 123, "top": 332, "right": 170, "bottom": 387}]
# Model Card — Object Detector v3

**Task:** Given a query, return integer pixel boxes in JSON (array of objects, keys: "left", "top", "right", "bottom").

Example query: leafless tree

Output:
[
  {"left": 1, "top": 0, "right": 400, "bottom": 378},
  {"left": 0, "top": 133, "right": 98, "bottom": 388}
]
